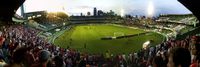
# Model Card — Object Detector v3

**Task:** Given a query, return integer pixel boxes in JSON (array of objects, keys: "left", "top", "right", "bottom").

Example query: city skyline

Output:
[{"left": 17, "top": 0, "right": 191, "bottom": 17}]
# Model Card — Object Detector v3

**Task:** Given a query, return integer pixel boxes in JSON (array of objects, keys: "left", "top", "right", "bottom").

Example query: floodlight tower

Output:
[
  {"left": 147, "top": 0, "right": 154, "bottom": 17},
  {"left": 20, "top": 4, "right": 26, "bottom": 19}
]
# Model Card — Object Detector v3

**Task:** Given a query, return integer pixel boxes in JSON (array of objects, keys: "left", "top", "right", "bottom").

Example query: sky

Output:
[{"left": 16, "top": 0, "right": 191, "bottom": 17}]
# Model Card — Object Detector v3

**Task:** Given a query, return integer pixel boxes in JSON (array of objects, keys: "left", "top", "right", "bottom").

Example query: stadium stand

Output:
[
  {"left": 0, "top": 0, "right": 200, "bottom": 67},
  {"left": 0, "top": 23, "right": 199, "bottom": 67}
]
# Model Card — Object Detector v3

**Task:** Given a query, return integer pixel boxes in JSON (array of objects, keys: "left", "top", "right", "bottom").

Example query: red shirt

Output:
[
  {"left": 190, "top": 63, "right": 198, "bottom": 67},
  {"left": 0, "top": 37, "right": 5, "bottom": 46}
]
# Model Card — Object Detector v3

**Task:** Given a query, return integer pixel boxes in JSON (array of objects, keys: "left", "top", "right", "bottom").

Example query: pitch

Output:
[{"left": 54, "top": 24, "right": 165, "bottom": 54}]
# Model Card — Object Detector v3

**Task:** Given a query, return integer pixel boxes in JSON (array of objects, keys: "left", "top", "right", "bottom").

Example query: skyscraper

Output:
[
  {"left": 93, "top": 7, "right": 97, "bottom": 16},
  {"left": 80, "top": 13, "right": 83, "bottom": 16}
]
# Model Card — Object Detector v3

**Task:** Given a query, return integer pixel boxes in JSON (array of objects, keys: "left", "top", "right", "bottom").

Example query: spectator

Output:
[
  {"left": 0, "top": 55, "right": 6, "bottom": 67},
  {"left": 196, "top": 53, "right": 200, "bottom": 67},
  {"left": 191, "top": 54, "right": 200, "bottom": 67},
  {"left": 53, "top": 56, "right": 65, "bottom": 67},
  {"left": 31, "top": 50, "right": 50, "bottom": 67},
  {"left": 24, "top": 47, "right": 35, "bottom": 67},
  {"left": 190, "top": 43, "right": 200, "bottom": 67},
  {"left": 152, "top": 56, "right": 164, "bottom": 67},
  {"left": 167, "top": 47, "right": 191, "bottom": 67},
  {"left": 4, "top": 47, "right": 27, "bottom": 67},
  {"left": 0, "top": 32, "right": 5, "bottom": 46},
  {"left": 78, "top": 57, "right": 86, "bottom": 67}
]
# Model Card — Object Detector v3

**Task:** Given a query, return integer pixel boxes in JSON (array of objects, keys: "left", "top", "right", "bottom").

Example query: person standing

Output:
[{"left": 167, "top": 48, "right": 191, "bottom": 67}]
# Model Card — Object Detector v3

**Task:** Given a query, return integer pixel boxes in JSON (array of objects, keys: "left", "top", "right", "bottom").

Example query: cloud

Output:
[
  {"left": 17, "top": 0, "right": 191, "bottom": 16},
  {"left": 77, "top": 6, "right": 93, "bottom": 9}
]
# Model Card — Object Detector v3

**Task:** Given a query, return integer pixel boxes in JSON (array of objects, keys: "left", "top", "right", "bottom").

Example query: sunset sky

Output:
[{"left": 16, "top": 0, "right": 191, "bottom": 16}]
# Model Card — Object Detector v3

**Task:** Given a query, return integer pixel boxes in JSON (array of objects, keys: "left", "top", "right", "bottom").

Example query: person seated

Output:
[{"left": 167, "top": 47, "right": 191, "bottom": 67}]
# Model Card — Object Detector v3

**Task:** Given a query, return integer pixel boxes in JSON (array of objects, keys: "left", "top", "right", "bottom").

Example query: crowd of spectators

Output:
[{"left": 0, "top": 25, "right": 199, "bottom": 67}]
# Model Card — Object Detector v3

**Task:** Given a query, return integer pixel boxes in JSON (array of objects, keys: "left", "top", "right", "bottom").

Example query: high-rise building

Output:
[
  {"left": 93, "top": 7, "right": 97, "bottom": 16},
  {"left": 80, "top": 13, "right": 83, "bottom": 16}
]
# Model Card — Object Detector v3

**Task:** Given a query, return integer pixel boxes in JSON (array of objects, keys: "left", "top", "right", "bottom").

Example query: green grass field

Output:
[{"left": 54, "top": 24, "right": 165, "bottom": 54}]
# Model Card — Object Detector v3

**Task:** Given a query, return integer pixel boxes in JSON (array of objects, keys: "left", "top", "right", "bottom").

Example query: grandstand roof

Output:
[
  {"left": 178, "top": 0, "right": 200, "bottom": 24},
  {"left": 0, "top": 0, "right": 25, "bottom": 22}
]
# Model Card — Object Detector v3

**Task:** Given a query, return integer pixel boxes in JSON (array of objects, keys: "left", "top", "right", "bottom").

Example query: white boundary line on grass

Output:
[{"left": 51, "top": 25, "right": 73, "bottom": 43}]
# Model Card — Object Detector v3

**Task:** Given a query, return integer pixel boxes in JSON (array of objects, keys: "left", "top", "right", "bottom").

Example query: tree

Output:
[{"left": 56, "top": 12, "right": 69, "bottom": 19}]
